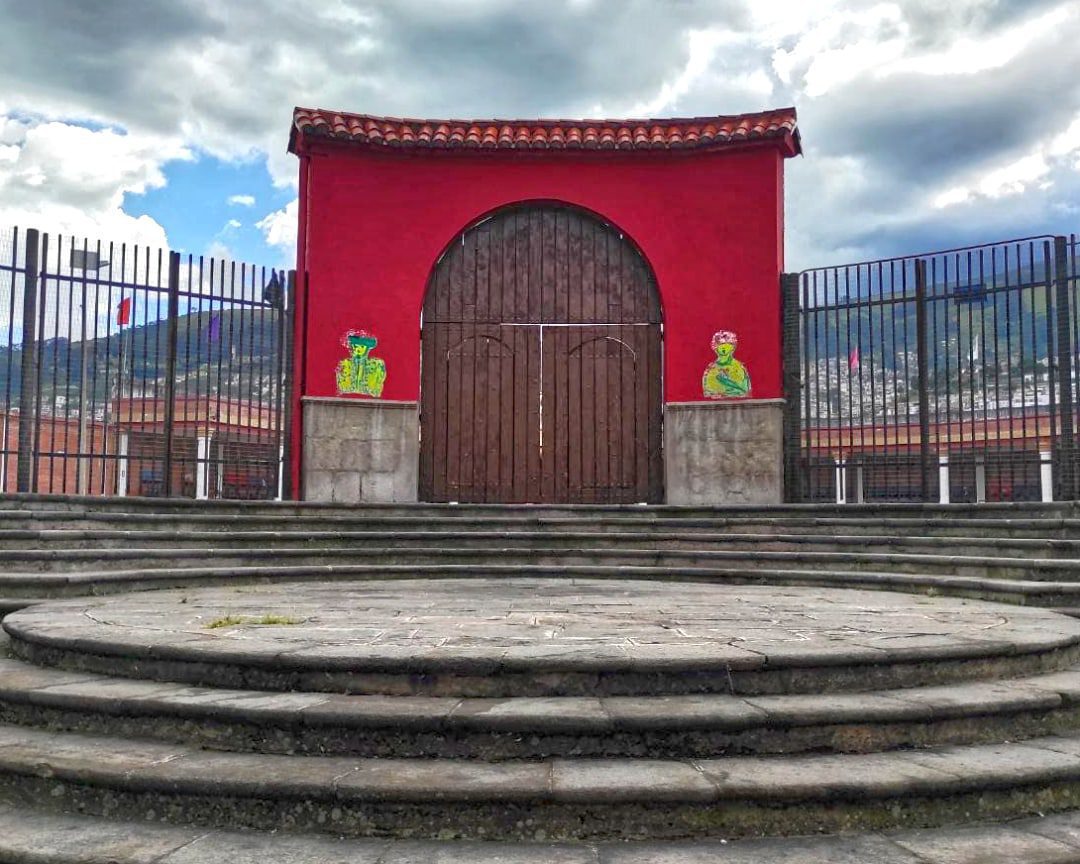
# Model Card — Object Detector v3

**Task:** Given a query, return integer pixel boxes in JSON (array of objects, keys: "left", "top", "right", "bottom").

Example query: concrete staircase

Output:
[
  {"left": 6, "top": 493, "right": 1080, "bottom": 861},
  {"left": 4, "top": 494, "right": 1080, "bottom": 613}
]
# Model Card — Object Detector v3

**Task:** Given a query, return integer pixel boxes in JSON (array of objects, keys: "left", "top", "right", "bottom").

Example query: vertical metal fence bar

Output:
[
  {"left": 16, "top": 229, "right": 40, "bottom": 493},
  {"left": 1043, "top": 241, "right": 1058, "bottom": 503},
  {"left": 801, "top": 274, "right": 814, "bottom": 500},
  {"left": 781, "top": 272, "right": 801, "bottom": 501},
  {"left": 280, "top": 270, "right": 296, "bottom": 500},
  {"left": 162, "top": 251, "right": 180, "bottom": 497},
  {"left": 1054, "top": 236, "right": 1075, "bottom": 499},
  {"left": 1, "top": 228, "right": 19, "bottom": 493},
  {"left": 915, "top": 258, "right": 932, "bottom": 501},
  {"left": 212, "top": 259, "right": 226, "bottom": 496},
  {"left": 30, "top": 232, "right": 50, "bottom": 494}
]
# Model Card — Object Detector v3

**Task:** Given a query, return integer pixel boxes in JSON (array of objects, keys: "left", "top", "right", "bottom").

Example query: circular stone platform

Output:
[{"left": 6, "top": 579, "right": 1080, "bottom": 696}]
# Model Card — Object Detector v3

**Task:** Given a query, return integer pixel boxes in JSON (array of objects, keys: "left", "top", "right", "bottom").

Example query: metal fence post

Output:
[
  {"left": 161, "top": 251, "right": 180, "bottom": 497},
  {"left": 915, "top": 258, "right": 933, "bottom": 502},
  {"left": 780, "top": 272, "right": 802, "bottom": 502},
  {"left": 16, "top": 229, "right": 40, "bottom": 493},
  {"left": 279, "top": 270, "right": 296, "bottom": 500},
  {"left": 1054, "top": 236, "right": 1075, "bottom": 500}
]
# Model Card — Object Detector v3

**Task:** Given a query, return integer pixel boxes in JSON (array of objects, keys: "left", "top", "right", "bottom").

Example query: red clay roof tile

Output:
[{"left": 290, "top": 107, "right": 800, "bottom": 156}]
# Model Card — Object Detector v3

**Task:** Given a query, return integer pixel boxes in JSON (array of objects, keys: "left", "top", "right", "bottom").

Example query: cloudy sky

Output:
[{"left": 0, "top": 0, "right": 1078, "bottom": 271}]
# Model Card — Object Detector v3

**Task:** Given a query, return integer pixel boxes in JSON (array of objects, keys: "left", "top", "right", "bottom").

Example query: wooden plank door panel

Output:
[{"left": 420, "top": 204, "right": 663, "bottom": 504}]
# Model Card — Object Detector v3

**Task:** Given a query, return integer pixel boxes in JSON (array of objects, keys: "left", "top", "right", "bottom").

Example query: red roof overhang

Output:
[{"left": 288, "top": 106, "right": 801, "bottom": 158}]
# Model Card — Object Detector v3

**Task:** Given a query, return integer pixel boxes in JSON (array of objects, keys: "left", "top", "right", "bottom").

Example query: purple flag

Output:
[{"left": 208, "top": 313, "right": 220, "bottom": 342}]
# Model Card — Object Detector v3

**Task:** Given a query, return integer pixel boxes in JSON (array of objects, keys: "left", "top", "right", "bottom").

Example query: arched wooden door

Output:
[{"left": 419, "top": 204, "right": 663, "bottom": 503}]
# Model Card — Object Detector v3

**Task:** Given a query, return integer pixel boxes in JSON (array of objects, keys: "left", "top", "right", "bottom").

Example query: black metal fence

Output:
[
  {"left": 0, "top": 226, "right": 294, "bottom": 499},
  {"left": 784, "top": 233, "right": 1079, "bottom": 504}
]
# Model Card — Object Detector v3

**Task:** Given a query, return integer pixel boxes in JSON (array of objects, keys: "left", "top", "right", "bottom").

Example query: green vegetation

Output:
[
  {"left": 204, "top": 614, "right": 247, "bottom": 629},
  {"left": 203, "top": 613, "right": 304, "bottom": 629}
]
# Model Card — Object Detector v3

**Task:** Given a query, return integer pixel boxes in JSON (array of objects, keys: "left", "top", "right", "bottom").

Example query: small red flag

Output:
[
  {"left": 848, "top": 346, "right": 860, "bottom": 371},
  {"left": 117, "top": 297, "right": 132, "bottom": 326}
]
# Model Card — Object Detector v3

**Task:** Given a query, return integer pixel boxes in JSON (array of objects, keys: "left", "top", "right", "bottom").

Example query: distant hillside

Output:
[{"left": 0, "top": 308, "right": 286, "bottom": 415}]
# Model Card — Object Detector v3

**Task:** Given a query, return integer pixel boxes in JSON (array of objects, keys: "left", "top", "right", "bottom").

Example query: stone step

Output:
[
  {"left": 2, "top": 649, "right": 1080, "bottom": 759},
  {"left": 8, "top": 508, "right": 1080, "bottom": 539},
  {"left": 6, "top": 721, "right": 1080, "bottom": 839},
  {"left": 4, "top": 491, "right": 1076, "bottom": 518},
  {"left": 7, "top": 801, "right": 1080, "bottom": 863},
  {"left": 7, "top": 581, "right": 1079, "bottom": 698},
  {"left": 4, "top": 543, "right": 1080, "bottom": 581},
  {"left": 3, "top": 560, "right": 1080, "bottom": 609},
  {"left": 7, "top": 527, "right": 1080, "bottom": 559}
]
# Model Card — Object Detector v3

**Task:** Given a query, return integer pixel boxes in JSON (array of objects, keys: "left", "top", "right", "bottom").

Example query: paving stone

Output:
[
  {"left": 890, "top": 680, "right": 1063, "bottom": 718},
  {"left": 697, "top": 750, "right": 956, "bottom": 799},
  {"left": 743, "top": 691, "right": 930, "bottom": 725},
  {"left": 300, "top": 694, "right": 460, "bottom": 727},
  {"left": 377, "top": 841, "right": 600, "bottom": 863},
  {"left": 1029, "top": 670, "right": 1080, "bottom": 705},
  {"left": 597, "top": 835, "right": 923, "bottom": 863},
  {"left": 900, "top": 741, "right": 1080, "bottom": 786},
  {"left": 0, "top": 805, "right": 203, "bottom": 863},
  {"left": 551, "top": 759, "right": 715, "bottom": 802},
  {"left": 133, "top": 750, "right": 329, "bottom": 796},
  {"left": 0, "top": 724, "right": 183, "bottom": 777},
  {"left": 0, "top": 658, "right": 98, "bottom": 694},
  {"left": 336, "top": 758, "right": 551, "bottom": 801},
  {"left": 450, "top": 698, "right": 612, "bottom": 731},
  {"left": 602, "top": 694, "right": 768, "bottom": 729},
  {"left": 891, "top": 824, "right": 1080, "bottom": 864},
  {"left": 161, "top": 831, "right": 389, "bottom": 863},
  {"left": 9, "top": 580, "right": 1078, "bottom": 698},
  {"left": 1017, "top": 810, "right": 1080, "bottom": 850}
]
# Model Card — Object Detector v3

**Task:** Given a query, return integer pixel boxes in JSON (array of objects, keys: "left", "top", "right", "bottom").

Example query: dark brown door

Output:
[{"left": 419, "top": 204, "right": 663, "bottom": 503}]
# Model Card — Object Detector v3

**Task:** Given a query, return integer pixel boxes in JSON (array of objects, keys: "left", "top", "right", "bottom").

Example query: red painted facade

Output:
[{"left": 289, "top": 110, "right": 799, "bottom": 493}]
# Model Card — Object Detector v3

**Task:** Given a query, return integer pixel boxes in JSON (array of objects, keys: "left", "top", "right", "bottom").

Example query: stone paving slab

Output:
[
  {"left": 5, "top": 803, "right": 1080, "bottom": 863},
  {"left": 6, "top": 563, "right": 1080, "bottom": 620},
  {"left": 7, "top": 721, "right": 1080, "bottom": 808},
  {"left": 4, "top": 652, "right": 1080, "bottom": 758},
  {"left": 6, "top": 581, "right": 1079, "bottom": 697}
]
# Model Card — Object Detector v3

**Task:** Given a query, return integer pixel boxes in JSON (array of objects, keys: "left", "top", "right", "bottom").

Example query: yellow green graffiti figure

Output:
[
  {"left": 702, "top": 329, "right": 751, "bottom": 398},
  {"left": 336, "top": 330, "right": 386, "bottom": 398}
]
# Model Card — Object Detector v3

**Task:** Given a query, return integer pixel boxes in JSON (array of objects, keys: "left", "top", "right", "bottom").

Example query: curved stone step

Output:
[
  {"left": 7, "top": 507, "right": 1080, "bottom": 539},
  {"left": 4, "top": 490, "right": 1075, "bottom": 516},
  {"left": 4, "top": 543, "right": 1079, "bottom": 582},
  {"left": 6, "top": 722, "right": 1080, "bottom": 839},
  {"left": 6, "top": 527, "right": 1080, "bottom": 560},
  {"left": 2, "top": 651, "right": 1080, "bottom": 758},
  {"left": 4, "top": 560, "right": 1080, "bottom": 612},
  {"left": 6, "top": 801, "right": 1080, "bottom": 863},
  {"left": 7, "top": 581, "right": 1079, "bottom": 698}
]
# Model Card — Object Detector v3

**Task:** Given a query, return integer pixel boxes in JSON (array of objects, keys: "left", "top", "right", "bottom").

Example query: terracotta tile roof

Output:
[{"left": 289, "top": 107, "right": 800, "bottom": 156}]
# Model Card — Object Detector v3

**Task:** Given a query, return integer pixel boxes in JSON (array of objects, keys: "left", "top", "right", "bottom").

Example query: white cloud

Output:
[
  {"left": 256, "top": 197, "right": 297, "bottom": 260},
  {"left": 934, "top": 112, "right": 1080, "bottom": 209},
  {"left": 0, "top": 117, "right": 190, "bottom": 248},
  {"left": 0, "top": 0, "right": 1078, "bottom": 268}
]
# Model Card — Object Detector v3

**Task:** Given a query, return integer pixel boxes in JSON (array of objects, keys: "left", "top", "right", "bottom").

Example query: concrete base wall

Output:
[
  {"left": 301, "top": 398, "right": 418, "bottom": 503},
  {"left": 664, "top": 399, "right": 784, "bottom": 506}
]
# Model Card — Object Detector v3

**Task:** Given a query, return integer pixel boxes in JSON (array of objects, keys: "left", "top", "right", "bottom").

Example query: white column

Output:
[
  {"left": 975, "top": 457, "right": 987, "bottom": 503},
  {"left": 938, "top": 455, "right": 950, "bottom": 504},
  {"left": 277, "top": 442, "right": 285, "bottom": 501},
  {"left": 0, "top": 416, "right": 8, "bottom": 493},
  {"left": 196, "top": 434, "right": 212, "bottom": 500},
  {"left": 835, "top": 459, "right": 847, "bottom": 504},
  {"left": 854, "top": 464, "right": 865, "bottom": 504},
  {"left": 116, "top": 432, "right": 129, "bottom": 497},
  {"left": 1041, "top": 451, "right": 1054, "bottom": 502}
]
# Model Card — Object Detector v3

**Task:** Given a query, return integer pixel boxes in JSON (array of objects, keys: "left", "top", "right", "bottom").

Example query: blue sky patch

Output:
[{"left": 124, "top": 153, "right": 293, "bottom": 266}]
